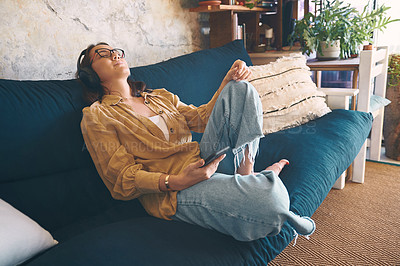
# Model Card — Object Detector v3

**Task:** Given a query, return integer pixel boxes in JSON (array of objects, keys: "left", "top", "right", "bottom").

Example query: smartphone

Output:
[{"left": 200, "top": 146, "right": 230, "bottom": 168}]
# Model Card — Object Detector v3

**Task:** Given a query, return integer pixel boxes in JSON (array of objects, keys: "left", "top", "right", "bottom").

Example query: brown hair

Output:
[{"left": 76, "top": 42, "right": 148, "bottom": 104}]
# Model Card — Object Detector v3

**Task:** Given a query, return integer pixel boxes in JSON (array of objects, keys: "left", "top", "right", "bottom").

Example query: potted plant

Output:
[
  {"left": 238, "top": 0, "right": 260, "bottom": 9},
  {"left": 383, "top": 54, "right": 400, "bottom": 161},
  {"left": 289, "top": 0, "right": 398, "bottom": 60},
  {"left": 341, "top": 4, "right": 399, "bottom": 58},
  {"left": 288, "top": 0, "right": 354, "bottom": 59}
]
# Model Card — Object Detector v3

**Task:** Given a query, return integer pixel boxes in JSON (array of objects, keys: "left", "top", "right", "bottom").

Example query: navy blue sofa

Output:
[{"left": 0, "top": 40, "right": 372, "bottom": 265}]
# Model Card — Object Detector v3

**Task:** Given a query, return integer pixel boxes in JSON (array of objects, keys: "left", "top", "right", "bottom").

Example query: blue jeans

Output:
[{"left": 172, "top": 81, "right": 315, "bottom": 241}]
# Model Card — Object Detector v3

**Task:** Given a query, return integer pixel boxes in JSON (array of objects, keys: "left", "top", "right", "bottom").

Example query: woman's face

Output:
[{"left": 89, "top": 44, "right": 130, "bottom": 84}]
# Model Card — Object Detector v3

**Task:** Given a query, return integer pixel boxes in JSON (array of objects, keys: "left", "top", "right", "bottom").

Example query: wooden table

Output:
[{"left": 306, "top": 57, "right": 360, "bottom": 110}]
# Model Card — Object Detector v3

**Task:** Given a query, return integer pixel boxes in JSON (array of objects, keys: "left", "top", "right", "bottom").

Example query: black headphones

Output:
[
  {"left": 77, "top": 49, "right": 101, "bottom": 92},
  {"left": 77, "top": 48, "right": 147, "bottom": 98}
]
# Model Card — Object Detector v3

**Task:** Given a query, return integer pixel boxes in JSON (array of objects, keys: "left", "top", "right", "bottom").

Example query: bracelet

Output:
[{"left": 164, "top": 175, "right": 173, "bottom": 191}]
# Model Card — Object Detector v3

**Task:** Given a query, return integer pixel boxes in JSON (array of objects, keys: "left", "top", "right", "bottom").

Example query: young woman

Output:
[{"left": 78, "top": 42, "right": 315, "bottom": 241}]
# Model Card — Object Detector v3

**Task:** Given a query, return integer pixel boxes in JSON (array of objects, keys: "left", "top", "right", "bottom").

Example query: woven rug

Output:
[{"left": 270, "top": 161, "right": 400, "bottom": 265}]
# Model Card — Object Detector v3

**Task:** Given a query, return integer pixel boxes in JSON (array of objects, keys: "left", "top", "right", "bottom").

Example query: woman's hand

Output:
[
  {"left": 159, "top": 154, "right": 226, "bottom": 191},
  {"left": 223, "top": 60, "right": 252, "bottom": 82}
]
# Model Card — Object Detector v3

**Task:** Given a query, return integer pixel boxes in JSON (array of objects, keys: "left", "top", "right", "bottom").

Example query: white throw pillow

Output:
[
  {"left": 249, "top": 54, "right": 331, "bottom": 134},
  {"left": 0, "top": 199, "right": 57, "bottom": 266}
]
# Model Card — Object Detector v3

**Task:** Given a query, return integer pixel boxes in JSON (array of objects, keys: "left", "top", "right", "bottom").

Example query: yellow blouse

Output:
[{"left": 81, "top": 87, "right": 223, "bottom": 220}]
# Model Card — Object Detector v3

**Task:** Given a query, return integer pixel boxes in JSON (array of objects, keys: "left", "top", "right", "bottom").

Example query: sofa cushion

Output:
[
  {"left": 0, "top": 79, "right": 90, "bottom": 182},
  {"left": 0, "top": 199, "right": 57, "bottom": 266},
  {"left": 0, "top": 166, "right": 147, "bottom": 235},
  {"left": 0, "top": 78, "right": 148, "bottom": 234},
  {"left": 130, "top": 40, "right": 252, "bottom": 107},
  {"left": 27, "top": 217, "right": 288, "bottom": 266},
  {"left": 249, "top": 54, "right": 331, "bottom": 134}
]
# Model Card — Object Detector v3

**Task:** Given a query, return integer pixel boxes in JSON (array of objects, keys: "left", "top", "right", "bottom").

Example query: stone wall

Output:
[{"left": 0, "top": 0, "right": 206, "bottom": 80}]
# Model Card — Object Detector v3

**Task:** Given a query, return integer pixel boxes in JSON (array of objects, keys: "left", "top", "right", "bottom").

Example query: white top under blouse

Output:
[{"left": 148, "top": 115, "right": 170, "bottom": 141}]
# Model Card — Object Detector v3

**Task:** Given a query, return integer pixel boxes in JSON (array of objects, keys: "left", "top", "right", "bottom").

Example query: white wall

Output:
[
  {"left": 376, "top": 0, "right": 400, "bottom": 54},
  {"left": 0, "top": 0, "right": 204, "bottom": 80}
]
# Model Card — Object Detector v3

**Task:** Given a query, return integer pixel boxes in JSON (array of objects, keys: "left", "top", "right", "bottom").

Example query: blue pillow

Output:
[
  {"left": 130, "top": 40, "right": 252, "bottom": 106},
  {"left": 369, "top": 95, "right": 391, "bottom": 113}
]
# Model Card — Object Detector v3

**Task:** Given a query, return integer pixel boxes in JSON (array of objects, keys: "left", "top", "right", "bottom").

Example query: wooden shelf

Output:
[
  {"left": 190, "top": 2, "right": 283, "bottom": 51},
  {"left": 189, "top": 4, "right": 276, "bottom": 13}
]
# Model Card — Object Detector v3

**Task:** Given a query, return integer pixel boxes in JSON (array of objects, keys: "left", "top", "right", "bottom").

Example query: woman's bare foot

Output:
[
  {"left": 265, "top": 159, "right": 289, "bottom": 175},
  {"left": 237, "top": 146, "right": 254, "bottom": 175}
]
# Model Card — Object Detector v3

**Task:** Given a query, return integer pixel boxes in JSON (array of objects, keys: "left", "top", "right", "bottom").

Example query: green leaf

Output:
[{"left": 289, "top": 0, "right": 399, "bottom": 58}]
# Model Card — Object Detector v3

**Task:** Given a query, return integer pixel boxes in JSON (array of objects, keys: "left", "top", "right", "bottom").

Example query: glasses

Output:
[{"left": 92, "top": 48, "right": 125, "bottom": 61}]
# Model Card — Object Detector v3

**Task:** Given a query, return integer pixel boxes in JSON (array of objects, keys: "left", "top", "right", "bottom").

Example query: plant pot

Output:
[
  {"left": 363, "top": 44, "right": 375, "bottom": 51},
  {"left": 317, "top": 40, "right": 340, "bottom": 60}
]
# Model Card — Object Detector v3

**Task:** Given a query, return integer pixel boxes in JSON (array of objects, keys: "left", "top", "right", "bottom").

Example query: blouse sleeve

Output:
[
  {"left": 81, "top": 106, "right": 164, "bottom": 200},
  {"left": 157, "top": 85, "right": 225, "bottom": 133}
]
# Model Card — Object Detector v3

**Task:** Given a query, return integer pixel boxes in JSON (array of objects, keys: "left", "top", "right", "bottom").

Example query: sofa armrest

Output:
[{"left": 319, "top": 88, "right": 359, "bottom": 110}]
